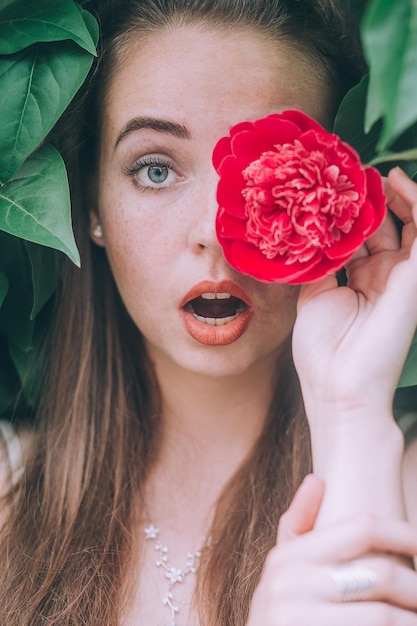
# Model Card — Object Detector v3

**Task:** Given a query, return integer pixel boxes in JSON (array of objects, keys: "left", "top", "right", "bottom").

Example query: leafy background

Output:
[
  {"left": 0, "top": 0, "right": 97, "bottom": 415},
  {"left": 1, "top": 0, "right": 417, "bottom": 417}
]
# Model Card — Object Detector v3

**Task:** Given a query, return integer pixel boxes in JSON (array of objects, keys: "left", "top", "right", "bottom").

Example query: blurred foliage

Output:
[{"left": 0, "top": 0, "right": 98, "bottom": 416}]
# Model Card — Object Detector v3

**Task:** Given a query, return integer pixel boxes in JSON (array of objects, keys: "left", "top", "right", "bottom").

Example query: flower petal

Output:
[
  {"left": 216, "top": 208, "right": 247, "bottom": 241},
  {"left": 229, "top": 120, "right": 254, "bottom": 137},
  {"left": 228, "top": 239, "right": 323, "bottom": 283},
  {"left": 324, "top": 200, "right": 375, "bottom": 259},
  {"left": 280, "top": 109, "right": 324, "bottom": 134},
  {"left": 212, "top": 136, "right": 232, "bottom": 171},
  {"left": 286, "top": 253, "right": 350, "bottom": 284},
  {"left": 213, "top": 110, "right": 386, "bottom": 284},
  {"left": 253, "top": 116, "right": 301, "bottom": 145},
  {"left": 364, "top": 167, "right": 387, "bottom": 232},
  {"left": 217, "top": 156, "right": 245, "bottom": 217},
  {"left": 231, "top": 130, "right": 275, "bottom": 162}
]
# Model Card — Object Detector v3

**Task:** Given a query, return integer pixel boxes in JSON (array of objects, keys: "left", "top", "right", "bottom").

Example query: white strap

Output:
[{"left": 0, "top": 420, "right": 24, "bottom": 487}]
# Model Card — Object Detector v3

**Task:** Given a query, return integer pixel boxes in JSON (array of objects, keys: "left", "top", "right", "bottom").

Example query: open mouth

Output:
[
  {"left": 179, "top": 281, "right": 252, "bottom": 345},
  {"left": 184, "top": 292, "right": 248, "bottom": 326}
]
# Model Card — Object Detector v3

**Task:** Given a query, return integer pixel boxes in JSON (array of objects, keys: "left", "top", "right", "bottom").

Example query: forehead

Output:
[{"left": 102, "top": 24, "right": 330, "bottom": 143}]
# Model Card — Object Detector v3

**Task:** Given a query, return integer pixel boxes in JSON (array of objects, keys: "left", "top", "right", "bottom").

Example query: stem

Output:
[{"left": 370, "top": 148, "right": 417, "bottom": 166}]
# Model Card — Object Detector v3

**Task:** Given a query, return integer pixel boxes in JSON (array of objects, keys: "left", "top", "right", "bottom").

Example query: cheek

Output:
[
  {"left": 99, "top": 207, "right": 182, "bottom": 334},
  {"left": 262, "top": 285, "right": 299, "bottom": 336},
  {"left": 97, "top": 208, "right": 150, "bottom": 309},
  {"left": 103, "top": 235, "right": 162, "bottom": 338},
  {"left": 99, "top": 192, "right": 174, "bottom": 279},
  {"left": 99, "top": 176, "right": 185, "bottom": 256}
]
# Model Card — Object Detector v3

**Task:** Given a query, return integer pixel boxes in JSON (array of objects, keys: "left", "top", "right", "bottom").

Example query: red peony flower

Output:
[{"left": 213, "top": 110, "right": 387, "bottom": 283}]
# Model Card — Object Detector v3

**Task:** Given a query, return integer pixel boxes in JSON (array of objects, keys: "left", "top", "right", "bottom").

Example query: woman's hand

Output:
[
  {"left": 247, "top": 475, "right": 417, "bottom": 626},
  {"left": 291, "top": 168, "right": 417, "bottom": 523},
  {"left": 293, "top": 167, "right": 417, "bottom": 425}
]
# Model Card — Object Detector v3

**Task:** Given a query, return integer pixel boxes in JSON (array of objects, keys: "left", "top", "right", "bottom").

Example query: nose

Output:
[{"left": 187, "top": 169, "right": 223, "bottom": 256}]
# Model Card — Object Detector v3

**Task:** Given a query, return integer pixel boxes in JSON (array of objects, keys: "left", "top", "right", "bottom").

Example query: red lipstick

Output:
[{"left": 179, "top": 280, "right": 252, "bottom": 346}]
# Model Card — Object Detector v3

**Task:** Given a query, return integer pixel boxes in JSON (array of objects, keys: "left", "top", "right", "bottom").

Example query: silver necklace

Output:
[{"left": 144, "top": 523, "right": 210, "bottom": 626}]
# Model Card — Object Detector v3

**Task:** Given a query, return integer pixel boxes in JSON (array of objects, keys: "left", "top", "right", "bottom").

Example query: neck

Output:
[
  {"left": 142, "top": 345, "right": 283, "bottom": 539},
  {"left": 149, "top": 348, "right": 280, "bottom": 475}
]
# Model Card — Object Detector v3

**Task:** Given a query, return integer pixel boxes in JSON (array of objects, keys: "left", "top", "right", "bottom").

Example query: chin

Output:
[{"left": 168, "top": 341, "right": 281, "bottom": 380}]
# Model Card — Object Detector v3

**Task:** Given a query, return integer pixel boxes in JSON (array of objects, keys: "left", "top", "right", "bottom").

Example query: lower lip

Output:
[{"left": 180, "top": 307, "right": 252, "bottom": 346}]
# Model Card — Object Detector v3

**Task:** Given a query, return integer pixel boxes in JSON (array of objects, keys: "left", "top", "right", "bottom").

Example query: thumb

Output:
[{"left": 277, "top": 474, "right": 325, "bottom": 546}]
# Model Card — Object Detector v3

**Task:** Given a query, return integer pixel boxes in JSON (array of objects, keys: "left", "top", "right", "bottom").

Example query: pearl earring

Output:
[{"left": 93, "top": 224, "right": 103, "bottom": 238}]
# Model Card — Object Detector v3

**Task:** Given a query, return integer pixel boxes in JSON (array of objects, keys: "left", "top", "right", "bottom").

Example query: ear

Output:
[{"left": 89, "top": 210, "right": 106, "bottom": 247}]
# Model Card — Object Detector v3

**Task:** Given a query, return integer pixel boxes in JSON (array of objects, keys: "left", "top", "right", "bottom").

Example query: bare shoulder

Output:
[
  {"left": 0, "top": 422, "right": 34, "bottom": 528},
  {"left": 0, "top": 421, "right": 32, "bottom": 498}
]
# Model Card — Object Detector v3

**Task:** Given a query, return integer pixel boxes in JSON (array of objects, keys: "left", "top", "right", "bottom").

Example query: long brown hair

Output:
[{"left": 0, "top": 1, "right": 363, "bottom": 624}]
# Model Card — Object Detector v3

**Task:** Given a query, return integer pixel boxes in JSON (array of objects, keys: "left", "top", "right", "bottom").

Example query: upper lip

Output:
[{"left": 179, "top": 280, "right": 252, "bottom": 309}]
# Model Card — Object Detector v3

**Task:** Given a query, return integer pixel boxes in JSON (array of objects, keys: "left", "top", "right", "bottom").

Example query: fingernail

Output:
[{"left": 392, "top": 166, "right": 407, "bottom": 177}]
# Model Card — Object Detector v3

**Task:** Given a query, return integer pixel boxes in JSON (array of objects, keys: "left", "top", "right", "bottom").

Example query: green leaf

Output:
[
  {"left": 8, "top": 295, "right": 52, "bottom": 411},
  {"left": 369, "top": 124, "right": 417, "bottom": 180},
  {"left": 362, "top": 0, "right": 417, "bottom": 149},
  {"left": 77, "top": 5, "right": 99, "bottom": 49},
  {"left": 334, "top": 75, "right": 382, "bottom": 164},
  {"left": 0, "top": 144, "right": 80, "bottom": 265},
  {"left": 394, "top": 386, "right": 417, "bottom": 414},
  {"left": 0, "top": 40, "right": 95, "bottom": 183},
  {"left": 27, "top": 243, "right": 62, "bottom": 319},
  {"left": 0, "top": 233, "right": 34, "bottom": 352},
  {"left": 398, "top": 330, "right": 417, "bottom": 388},
  {"left": 0, "top": 0, "right": 97, "bottom": 55},
  {"left": 0, "top": 335, "right": 21, "bottom": 416},
  {"left": 0, "top": 271, "right": 9, "bottom": 308},
  {"left": 335, "top": 75, "right": 417, "bottom": 180},
  {"left": 0, "top": 232, "right": 57, "bottom": 412}
]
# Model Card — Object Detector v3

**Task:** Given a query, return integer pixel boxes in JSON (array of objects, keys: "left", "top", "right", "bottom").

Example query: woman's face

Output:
[{"left": 94, "top": 24, "right": 329, "bottom": 378}]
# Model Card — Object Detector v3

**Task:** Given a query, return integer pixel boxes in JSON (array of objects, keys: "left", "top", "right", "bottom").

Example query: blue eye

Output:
[
  {"left": 147, "top": 164, "right": 169, "bottom": 184},
  {"left": 126, "top": 156, "right": 181, "bottom": 191}
]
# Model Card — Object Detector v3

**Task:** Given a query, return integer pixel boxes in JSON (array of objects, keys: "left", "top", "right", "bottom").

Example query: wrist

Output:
[
  {"left": 300, "top": 372, "right": 398, "bottom": 429},
  {"left": 304, "top": 392, "right": 397, "bottom": 438},
  {"left": 309, "top": 407, "right": 404, "bottom": 467},
  {"left": 310, "top": 419, "right": 406, "bottom": 525},
  {"left": 311, "top": 417, "right": 404, "bottom": 473}
]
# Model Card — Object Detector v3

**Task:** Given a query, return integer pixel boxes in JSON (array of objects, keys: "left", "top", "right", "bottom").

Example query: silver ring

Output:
[{"left": 329, "top": 562, "right": 378, "bottom": 602}]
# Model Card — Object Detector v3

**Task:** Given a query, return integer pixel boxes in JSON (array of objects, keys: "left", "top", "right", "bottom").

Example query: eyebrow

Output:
[{"left": 114, "top": 116, "right": 191, "bottom": 149}]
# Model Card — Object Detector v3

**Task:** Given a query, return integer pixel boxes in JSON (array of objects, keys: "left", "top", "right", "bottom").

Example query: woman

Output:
[{"left": 1, "top": 0, "right": 417, "bottom": 624}]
